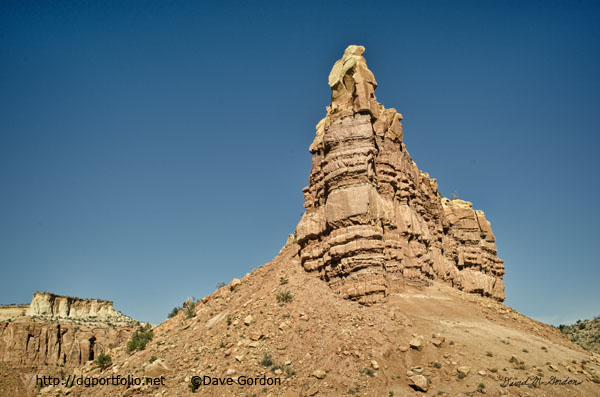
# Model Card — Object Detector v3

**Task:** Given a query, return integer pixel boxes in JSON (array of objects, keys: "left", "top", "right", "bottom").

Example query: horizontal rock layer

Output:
[
  {"left": 0, "top": 318, "right": 134, "bottom": 367},
  {"left": 23, "top": 291, "right": 134, "bottom": 323},
  {"left": 296, "top": 45, "right": 505, "bottom": 303}
]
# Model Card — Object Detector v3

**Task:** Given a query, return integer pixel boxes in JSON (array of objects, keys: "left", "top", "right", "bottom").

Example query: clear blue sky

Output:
[{"left": 1, "top": 0, "right": 599, "bottom": 325}]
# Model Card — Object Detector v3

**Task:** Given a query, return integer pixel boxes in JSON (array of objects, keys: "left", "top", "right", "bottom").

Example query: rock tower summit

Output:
[{"left": 295, "top": 45, "right": 505, "bottom": 304}]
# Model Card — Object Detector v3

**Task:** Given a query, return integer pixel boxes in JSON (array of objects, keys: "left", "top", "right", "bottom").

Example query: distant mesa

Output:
[
  {"left": 295, "top": 45, "right": 505, "bottom": 304},
  {"left": 0, "top": 291, "right": 135, "bottom": 324},
  {"left": 0, "top": 291, "right": 138, "bottom": 379}
]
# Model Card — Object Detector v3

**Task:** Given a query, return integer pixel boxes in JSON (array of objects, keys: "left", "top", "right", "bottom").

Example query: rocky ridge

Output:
[
  {"left": 59, "top": 246, "right": 600, "bottom": 397},
  {"left": 559, "top": 316, "right": 600, "bottom": 354},
  {"left": 296, "top": 45, "right": 505, "bottom": 304}
]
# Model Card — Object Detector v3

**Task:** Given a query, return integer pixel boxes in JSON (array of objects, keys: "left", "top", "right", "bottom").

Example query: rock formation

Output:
[
  {"left": 0, "top": 292, "right": 137, "bottom": 368},
  {"left": 1, "top": 292, "right": 134, "bottom": 324},
  {"left": 0, "top": 319, "right": 133, "bottom": 367},
  {"left": 295, "top": 45, "right": 505, "bottom": 304},
  {"left": 25, "top": 291, "right": 132, "bottom": 323},
  {"left": 36, "top": 45, "right": 600, "bottom": 397}
]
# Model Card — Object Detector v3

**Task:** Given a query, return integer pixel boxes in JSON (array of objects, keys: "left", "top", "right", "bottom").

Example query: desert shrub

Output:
[
  {"left": 216, "top": 281, "right": 226, "bottom": 289},
  {"left": 261, "top": 352, "right": 273, "bottom": 367},
  {"left": 127, "top": 324, "right": 153, "bottom": 353},
  {"left": 285, "top": 366, "right": 296, "bottom": 378},
  {"left": 189, "top": 381, "right": 200, "bottom": 392},
  {"left": 280, "top": 277, "right": 289, "bottom": 285},
  {"left": 184, "top": 304, "right": 196, "bottom": 319},
  {"left": 149, "top": 356, "right": 157, "bottom": 363},
  {"left": 95, "top": 353, "right": 111, "bottom": 370},
  {"left": 360, "top": 368, "right": 375, "bottom": 377},
  {"left": 276, "top": 290, "right": 293, "bottom": 303},
  {"left": 168, "top": 306, "right": 181, "bottom": 318}
]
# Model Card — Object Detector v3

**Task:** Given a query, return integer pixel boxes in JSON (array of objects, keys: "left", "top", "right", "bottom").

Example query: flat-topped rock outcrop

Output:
[
  {"left": 0, "top": 291, "right": 135, "bottom": 324},
  {"left": 0, "top": 292, "right": 138, "bottom": 370},
  {"left": 25, "top": 291, "right": 134, "bottom": 323},
  {"left": 295, "top": 45, "right": 505, "bottom": 304}
]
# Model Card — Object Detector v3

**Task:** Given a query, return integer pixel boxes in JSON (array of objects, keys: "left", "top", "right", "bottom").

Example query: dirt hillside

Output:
[{"left": 30, "top": 244, "right": 599, "bottom": 397}]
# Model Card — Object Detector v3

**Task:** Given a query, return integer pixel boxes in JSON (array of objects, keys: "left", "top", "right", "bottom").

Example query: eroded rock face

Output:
[
  {"left": 0, "top": 318, "right": 133, "bottom": 367},
  {"left": 25, "top": 291, "right": 134, "bottom": 323},
  {"left": 295, "top": 45, "right": 505, "bottom": 303},
  {"left": 0, "top": 292, "right": 137, "bottom": 369}
]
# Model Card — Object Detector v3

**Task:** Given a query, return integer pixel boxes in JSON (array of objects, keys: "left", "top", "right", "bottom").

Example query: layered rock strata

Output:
[
  {"left": 25, "top": 291, "right": 133, "bottom": 323},
  {"left": 295, "top": 45, "right": 505, "bottom": 304},
  {"left": 0, "top": 292, "right": 137, "bottom": 368},
  {"left": 0, "top": 319, "right": 133, "bottom": 367}
]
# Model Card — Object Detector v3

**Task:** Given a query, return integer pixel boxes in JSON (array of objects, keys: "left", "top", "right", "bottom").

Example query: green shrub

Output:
[
  {"left": 261, "top": 352, "right": 273, "bottom": 367},
  {"left": 168, "top": 306, "right": 181, "bottom": 318},
  {"left": 285, "top": 366, "right": 296, "bottom": 378},
  {"left": 279, "top": 277, "right": 289, "bottom": 285},
  {"left": 276, "top": 290, "right": 293, "bottom": 304},
  {"left": 360, "top": 368, "right": 375, "bottom": 377},
  {"left": 189, "top": 381, "right": 200, "bottom": 392},
  {"left": 95, "top": 353, "right": 112, "bottom": 370},
  {"left": 184, "top": 303, "right": 196, "bottom": 319},
  {"left": 127, "top": 324, "right": 153, "bottom": 353}
]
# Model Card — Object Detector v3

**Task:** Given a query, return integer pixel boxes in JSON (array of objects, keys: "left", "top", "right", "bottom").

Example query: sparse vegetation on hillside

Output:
[
  {"left": 184, "top": 304, "right": 196, "bottom": 319},
  {"left": 558, "top": 315, "right": 600, "bottom": 353},
  {"left": 182, "top": 297, "right": 197, "bottom": 319},
  {"left": 94, "top": 353, "right": 111, "bottom": 370},
  {"left": 168, "top": 306, "right": 181, "bottom": 318},
  {"left": 126, "top": 324, "right": 153, "bottom": 353},
  {"left": 276, "top": 290, "right": 293, "bottom": 304},
  {"left": 260, "top": 351, "right": 273, "bottom": 367}
]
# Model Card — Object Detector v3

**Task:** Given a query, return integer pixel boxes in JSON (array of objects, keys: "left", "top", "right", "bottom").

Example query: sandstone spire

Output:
[{"left": 296, "top": 45, "right": 505, "bottom": 304}]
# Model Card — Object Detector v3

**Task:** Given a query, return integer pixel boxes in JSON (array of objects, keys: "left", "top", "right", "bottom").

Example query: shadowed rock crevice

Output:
[{"left": 296, "top": 45, "right": 505, "bottom": 304}]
